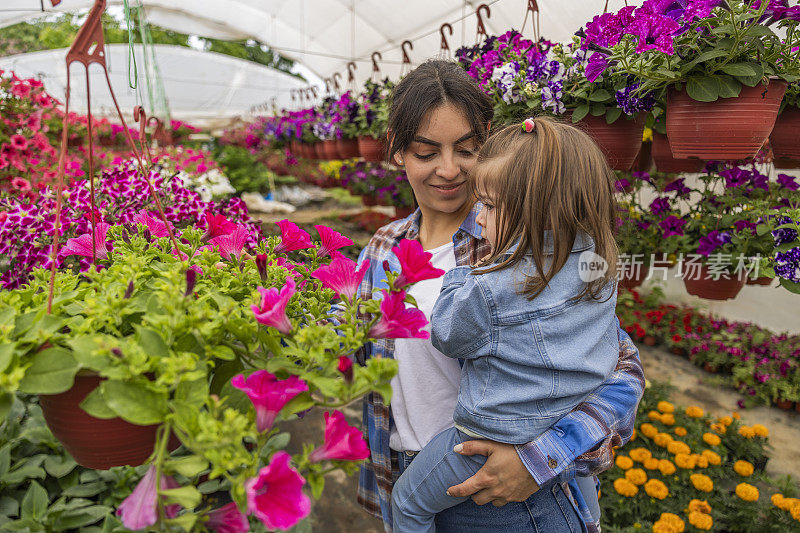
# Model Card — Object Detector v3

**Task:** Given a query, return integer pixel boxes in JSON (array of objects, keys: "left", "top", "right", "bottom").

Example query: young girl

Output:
[{"left": 390, "top": 116, "right": 620, "bottom": 532}]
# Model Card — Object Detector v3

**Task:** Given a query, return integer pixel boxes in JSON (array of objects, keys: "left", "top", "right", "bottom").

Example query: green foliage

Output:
[{"left": 213, "top": 145, "right": 296, "bottom": 193}]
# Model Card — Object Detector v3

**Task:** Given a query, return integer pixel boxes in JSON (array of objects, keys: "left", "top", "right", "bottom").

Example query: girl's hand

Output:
[{"left": 446, "top": 440, "right": 539, "bottom": 506}]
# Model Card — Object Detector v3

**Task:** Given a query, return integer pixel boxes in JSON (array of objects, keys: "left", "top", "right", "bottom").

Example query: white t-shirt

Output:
[{"left": 389, "top": 241, "right": 461, "bottom": 452}]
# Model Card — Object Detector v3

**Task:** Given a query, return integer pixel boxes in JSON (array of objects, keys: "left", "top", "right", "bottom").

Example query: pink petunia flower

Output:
[
  {"left": 116, "top": 465, "right": 181, "bottom": 530},
  {"left": 392, "top": 239, "right": 446, "bottom": 289},
  {"left": 308, "top": 410, "right": 370, "bottom": 463},
  {"left": 10, "top": 177, "right": 31, "bottom": 192},
  {"left": 205, "top": 502, "right": 250, "bottom": 533},
  {"left": 310, "top": 255, "right": 369, "bottom": 301},
  {"left": 60, "top": 222, "right": 111, "bottom": 260},
  {"left": 204, "top": 211, "right": 237, "bottom": 240},
  {"left": 231, "top": 370, "right": 308, "bottom": 433},
  {"left": 368, "top": 290, "right": 430, "bottom": 339},
  {"left": 337, "top": 356, "right": 353, "bottom": 384},
  {"left": 245, "top": 451, "right": 310, "bottom": 530},
  {"left": 274, "top": 219, "right": 314, "bottom": 254},
  {"left": 10, "top": 134, "right": 28, "bottom": 151},
  {"left": 251, "top": 277, "right": 296, "bottom": 334},
  {"left": 210, "top": 225, "right": 250, "bottom": 260},
  {"left": 313, "top": 225, "right": 353, "bottom": 258},
  {"left": 133, "top": 211, "right": 172, "bottom": 239}
]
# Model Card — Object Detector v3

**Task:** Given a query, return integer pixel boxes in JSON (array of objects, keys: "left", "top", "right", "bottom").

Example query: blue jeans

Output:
[{"left": 392, "top": 427, "right": 586, "bottom": 533}]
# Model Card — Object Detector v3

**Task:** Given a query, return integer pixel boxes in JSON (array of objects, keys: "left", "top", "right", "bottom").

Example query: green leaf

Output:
[
  {"left": 101, "top": 381, "right": 167, "bottom": 425},
  {"left": 2, "top": 463, "right": 46, "bottom": 485},
  {"left": 135, "top": 327, "right": 169, "bottom": 359},
  {"left": 572, "top": 104, "right": 590, "bottom": 123},
  {"left": 160, "top": 486, "right": 202, "bottom": 509},
  {"left": 261, "top": 432, "right": 291, "bottom": 460},
  {"left": 63, "top": 481, "right": 107, "bottom": 498},
  {"left": 605, "top": 108, "right": 622, "bottom": 124},
  {"left": 588, "top": 89, "right": 612, "bottom": 102},
  {"left": 166, "top": 456, "right": 209, "bottom": 478},
  {"left": 686, "top": 77, "right": 720, "bottom": 102},
  {"left": 0, "top": 392, "right": 12, "bottom": 423},
  {"left": 0, "top": 446, "right": 8, "bottom": 480},
  {"left": 590, "top": 103, "right": 605, "bottom": 116},
  {"left": 43, "top": 455, "right": 77, "bottom": 478},
  {"left": 53, "top": 505, "right": 110, "bottom": 530},
  {"left": 719, "top": 62, "right": 762, "bottom": 78},
  {"left": 0, "top": 495, "right": 19, "bottom": 518},
  {"left": 693, "top": 49, "right": 729, "bottom": 63},
  {"left": 79, "top": 387, "right": 117, "bottom": 419},
  {"left": 165, "top": 513, "right": 198, "bottom": 531},
  {"left": 280, "top": 392, "right": 315, "bottom": 417},
  {"left": 17, "top": 348, "right": 79, "bottom": 394},
  {"left": 779, "top": 279, "right": 800, "bottom": 294},
  {"left": 716, "top": 76, "right": 742, "bottom": 99},
  {"left": 20, "top": 481, "right": 48, "bottom": 520},
  {"left": 0, "top": 343, "right": 13, "bottom": 373},
  {"left": 734, "top": 74, "right": 762, "bottom": 87},
  {"left": 175, "top": 379, "right": 208, "bottom": 407}
]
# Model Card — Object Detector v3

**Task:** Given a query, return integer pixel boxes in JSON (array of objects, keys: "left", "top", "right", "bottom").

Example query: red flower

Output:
[
  {"left": 205, "top": 502, "right": 249, "bottom": 533},
  {"left": 672, "top": 334, "right": 682, "bottom": 343},
  {"left": 314, "top": 224, "right": 353, "bottom": 258},
  {"left": 337, "top": 356, "right": 353, "bottom": 383},
  {"left": 204, "top": 211, "right": 237, "bottom": 240},
  {"left": 308, "top": 410, "right": 370, "bottom": 462},
  {"left": 133, "top": 211, "right": 172, "bottom": 239},
  {"left": 251, "top": 277, "right": 296, "bottom": 334},
  {"left": 210, "top": 225, "right": 251, "bottom": 260},
  {"left": 274, "top": 219, "right": 314, "bottom": 254},
  {"left": 10, "top": 134, "right": 28, "bottom": 151},
  {"left": 231, "top": 370, "right": 308, "bottom": 432},
  {"left": 245, "top": 452, "right": 310, "bottom": 530},
  {"left": 311, "top": 255, "right": 370, "bottom": 301},
  {"left": 368, "top": 290, "right": 429, "bottom": 339},
  {"left": 392, "top": 239, "right": 446, "bottom": 289},
  {"left": 60, "top": 222, "right": 111, "bottom": 261}
]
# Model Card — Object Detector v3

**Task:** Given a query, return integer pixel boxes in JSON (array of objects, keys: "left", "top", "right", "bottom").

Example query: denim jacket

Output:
[{"left": 431, "top": 232, "right": 619, "bottom": 444}]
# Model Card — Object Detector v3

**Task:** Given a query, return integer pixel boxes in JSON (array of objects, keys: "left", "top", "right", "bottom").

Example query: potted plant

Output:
[
  {"left": 355, "top": 79, "right": 394, "bottom": 162},
  {"left": 333, "top": 91, "right": 362, "bottom": 159},
  {"left": 769, "top": 82, "right": 800, "bottom": 161}
]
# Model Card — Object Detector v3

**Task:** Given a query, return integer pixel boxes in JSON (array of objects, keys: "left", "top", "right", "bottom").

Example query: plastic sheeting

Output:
[
  {"left": 0, "top": 0, "right": 639, "bottom": 90},
  {"left": 0, "top": 44, "right": 308, "bottom": 126}
]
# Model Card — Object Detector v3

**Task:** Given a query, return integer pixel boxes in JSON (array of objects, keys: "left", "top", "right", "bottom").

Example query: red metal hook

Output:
[
  {"left": 333, "top": 72, "right": 342, "bottom": 91},
  {"left": 371, "top": 51, "right": 382, "bottom": 73},
  {"left": 523, "top": 0, "right": 540, "bottom": 41},
  {"left": 476, "top": 4, "right": 491, "bottom": 39},
  {"left": 324, "top": 78, "right": 332, "bottom": 93},
  {"left": 347, "top": 61, "right": 357, "bottom": 82},
  {"left": 133, "top": 105, "right": 152, "bottom": 163},
  {"left": 401, "top": 40, "right": 413, "bottom": 65},
  {"left": 440, "top": 23, "right": 453, "bottom": 51}
]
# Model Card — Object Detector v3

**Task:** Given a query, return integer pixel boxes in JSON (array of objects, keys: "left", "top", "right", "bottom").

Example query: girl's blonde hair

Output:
[{"left": 471, "top": 116, "right": 618, "bottom": 301}]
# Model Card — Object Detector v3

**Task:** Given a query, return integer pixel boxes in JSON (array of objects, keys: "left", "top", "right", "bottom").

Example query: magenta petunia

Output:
[
  {"left": 231, "top": 370, "right": 308, "bottom": 433},
  {"left": 314, "top": 224, "right": 353, "bottom": 258},
  {"left": 368, "top": 290, "right": 430, "bottom": 340},
  {"left": 60, "top": 222, "right": 111, "bottom": 260},
  {"left": 658, "top": 215, "right": 688, "bottom": 237},
  {"left": 133, "top": 211, "right": 172, "bottom": 239},
  {"left": 116, "top": 465, "right": 181, "bottom": 530},
  {"left": 245, "top": 451, "right": 310, "bottom": 530},
  {"left": 626, "top": 13, "right": 680, "bottom": 55},
  {"left": 205, "top": 502, "right": 250, "bottom": 533},
  {"left": 251, "top": 276, "right": 296, "bottom": 334},
  {"left": 210, "top": 225, "right": 250, "bottom": 260},
  {"left": 204, "top": 211, "right": 237, "bottom": 240},
  {"left": 10, "top": 134, "right": 28, "bottom": 151},
  {"left": 274, "top": 219, "right": 314, "bottom": 254},
  {"left": 308, "top": 410, "right": 370, "bottom": 463},
  {"left": 392, "top": 239, "right": 446, "bottom": 289},
  {"left": 585, "top": 53, "right": 610, "bottom": 83},
  {"left": 310, "top": 255, "right": 370, "bottom": 301}
]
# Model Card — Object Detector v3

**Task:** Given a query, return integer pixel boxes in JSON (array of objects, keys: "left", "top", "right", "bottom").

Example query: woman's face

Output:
[{"left": 397, "top": 104, "right": 480, "bottom": 216}]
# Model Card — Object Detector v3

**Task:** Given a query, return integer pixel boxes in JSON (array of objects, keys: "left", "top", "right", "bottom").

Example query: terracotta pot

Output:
[
  {"left": 775, "top": 398, "right": 794, "bottom": 410},
  {"left": 300, "top": 143, "right": 312, "bottom": 159},
  {"left": 620, "top": 264, "right": 651, "bottom": 290},
  {"left": 746, "top": 276, "right": 773, "bottom": 286},
  {"left": 773, "top": 157, "right": 800, "bottom": 169},
  {"left": 39, "top": 374, "right": 175, "bottom": 470},
  {"left": 652, "top": 132, "right": 704, "bottom": 173},
  {"left": 323, "top": 140, "right": 340, "bottom": 161},
  {"left": 357, "top": 136, "right": 386, "bottom": 162},
  {"left": 666, "top": 80, "right": 787, "bottom": 160},
  {"left": 571, "top": 114, "right": 644, "bottom": 171},
  {"left": 643, "top": 335, "right": 658, "bottom": 347},
  {"left": 769, "top": 105, "right": 800, "bottom": 160},
  {"left": 670, "top": 347, "right": 686, "bottom": 357},
  {"left": 290, "top": 141, "right": 302, "bottom": 157},
  {"left": 682, "top": 264, "right": 745, "bottom": 301},
  {"left": 313, "top": 143, "right": 326, "bottom": 160},
  {"left": 337, "top": 138, "right": 361, "bottom": 159},
  {"left": 395, "top": 206, "right": 415, "bottom": 218},
  {"left": 362, "top": 194, "right": 379, "bottom": 207},
  {"left": 795, "top": 402, "right": 800, "bottom": 414},
  {"left": 703, "top": 362, "right": 718, "bottom": 374}
]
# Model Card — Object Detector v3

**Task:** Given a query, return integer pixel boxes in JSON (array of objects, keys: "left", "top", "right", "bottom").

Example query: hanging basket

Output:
[
  {"left": 323, "top": 140, "right": 340, "bottom": 161},
  {"left": 570, "top": 114, "right": 644, "bottom": 171},
  {"left": 666, "top": 80, "right": 787, "bottom": 160},
  {"left": 337, "top": 138, "right": 361, "bottom": 159},
  {"left": 38, "top": 374, "right": 176, "bottom": 470},
  {"left": 746, "top": 276, "right": 773, "bottom": 286},
  {"left": 652, "top": 132, "right": 704, "bottom": 173},
  {"left": 362, "top": 193, "right": 379, "bottom": 207},
  {"left": 682, "top": 264, "right": 745, "bottom": 301},
  {"left": 619, "top": 264, "right": 651, "bottom": 290},
  {"left": 358, "top": 136, "right": 386, "bottom": 162},
  {"left": 769, "top": 105, "right": 800, "bottom": 161},
  {"left": 290, "top": 141, "right": 302, "bottom": 158}
]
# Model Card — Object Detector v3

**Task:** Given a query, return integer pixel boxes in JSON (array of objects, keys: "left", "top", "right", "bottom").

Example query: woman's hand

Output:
[{"left": 445, "top": 440, "right": 540, "bottom": 506}]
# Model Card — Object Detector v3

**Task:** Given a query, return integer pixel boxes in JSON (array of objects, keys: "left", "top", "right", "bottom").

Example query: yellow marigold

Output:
[
  {"left": 693, "top": 454, "right": 709, "bottom": 469},
  {"left": 771, "top": 493, "right": 785, "bottom": 508},
  {"left": 644, "top": 457, "right": 660, "bottom": 470},
  {"left": 658, "top": 459, "right": 676, "bottom": 476},
  {"left": 718, "top": 416, "right": 733, "bottom": 427},
  {"left": 657, "top": 401, "right": 675, "bottom": 414},
  {"left": 654, "top": 433, "right": 673, "bottom": 448},
  {"left": 644, "top": 478, "right": 669, "bottom": 500},
  {"left": 640, "top": 423, "right": 659, "bottom": 439},
  {"left": 626, "top": 468, "right": 648, "bottom": 486},
  {"left": 735, "top": 482, "right": 759, "bottom": 502},
  {"left": 688, "top": 499, "right": 712, "bottom": 514},
  {"left": 667, "top": 440, "right": 691, "bottom": 455},
  {"left": 613, "top": 477, "right": 638, "bottom": 497},
  {"left": 657, "top": 513, "right": 685, "bottom": 532},
  {"left": 701, "top": 449, "right": 721, "bottom": 466},
  {"left": 753, "top": 424, "right": 769, "bottom": 437},
  {"left": 702, "top": 433, "right": 721, "bottom": 446},
  {"left": 790, "top": 501, "right": 800, "bottom": 521},
  {"left": 688, "top": 511, "right": 713, "bottom": 530},
  {"left": 630, "top": 448, "right": 652, "bottom": 463},
  {"left": 648, "top": 410, "right": 663, "bottom": 422},
  {"left": 652, "top": 521, "right": 679, "bottom": 533},
  {"left": 738, "top": 426, "right": 755, "bottom": 438},
  {"left": 734, "top": 460, "right": 754, "bottom": 477},
  {"left": 732, "top": 411, "right": 741, "bottom": 420},
  {"left": 642, "top": 127, "right": 653, "bottom": 143},
  {"left": 660, "top": 413, "right": 675, "bottom": 426},
  {"left": 616, "top": 455, "right": 634, "bottom": 470},
  {"left": 784, "top": 497, "right": 800, "bottom": 512},
  {"left": 710, "top": 422, "right": 726, "bottom": 434},
  {"left": 685, "top": 406, "right": 704, "bottom": 418},
  {"left": 673, "top": 426, "right": 687, "bottom": 437},
  {"left": 675, "top": 453, "right": 696, "bottom": 469},
  {"left": 690, "top": 473, "right": 713, "bottom": 493}
]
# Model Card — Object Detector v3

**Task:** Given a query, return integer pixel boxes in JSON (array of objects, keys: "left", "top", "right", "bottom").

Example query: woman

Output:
[{"left": 354, "top": 60, "right": 644, "bottom": 532}]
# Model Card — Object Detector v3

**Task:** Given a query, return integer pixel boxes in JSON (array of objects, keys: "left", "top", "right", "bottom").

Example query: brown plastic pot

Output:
[
  {"left": 775, "top": 398, "right": 794, "bottom": 410},
  {"left": 769, "top": 105, "right": 800, "bottom": 160},
  {"left": 666, "top": 80, "right": 787, "bottom": 160},
  {"left": 290, "top": 141, "right": 302, "bottom": 158},
  {"left": 746, "top": 276, "right": 773, "bottom": 286},
  {"left": 670, "top": 347, "right": 687, "bottom": 357},
  {"left": 571, "top": 114, "right": 644, "bottom": 171},
  {"left": 773, "top": 157, "right": 800, "bottom": 169},
  {"left": 323, "top": 140, "right": 340, "bottom": 160},
  {"left": 313, "top": 143, "right": 326, "bottom": 160},
  {"left": 619, "top": 264, "right": 651, "bottom": 290},
  {"left": 652, "top": 132, "right": 704, "bottom": 173},
  {"left": 357, "top": 136, "right": 386, "bottom": 162},
  {"left": 337, "top": 138, "right": 361, "bottom": 159},
  {"left": 682, "top": 264, "right": 745, "bottom": 301},
  {"left": 362, "top": 194, "right": 379, "bottom": 207},
  {"left": 703, "top": 362, "right": 718, "bottom": 374},
  {"left": 38, "top": 374, "right": 176, "bottom": 470}
]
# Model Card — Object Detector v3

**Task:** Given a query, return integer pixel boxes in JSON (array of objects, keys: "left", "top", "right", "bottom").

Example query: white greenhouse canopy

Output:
[
  {"left": 0, "top": 44, "right": 308, "bottom": 126},
  {"left": 1, "top": 0, "right": 640, "bottom": 91}
]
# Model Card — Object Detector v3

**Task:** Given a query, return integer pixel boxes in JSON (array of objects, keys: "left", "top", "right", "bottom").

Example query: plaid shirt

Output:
[{"left": 354, "top": 205, "right": 645, "bottom": 532}]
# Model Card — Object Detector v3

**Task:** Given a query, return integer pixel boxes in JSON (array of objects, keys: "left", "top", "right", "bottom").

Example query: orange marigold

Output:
[
  {"left": 657, "top": 512, "right": 685, "bottom": 532},
  {"left": 673, "top": 426, "right": 687, "bottom": 437},
  {"left": 685, "top": 406, "right": 704, "bottom": 418},
  {"left": 652, "top": 521, "right": 680, "bottom": 533},
  {"left": 658, "top": 459, "right": 676, "bottom": 476},
  {"left": 643, "top": 457, "right": 660, "bottom": 470},
  {"left": 701, "top": 449, "right": 721, "bottom": 466},
  {"left": 629, "top": 448, "right": 652, "bottom": 463},
  {"left": 734, "top": 460, "right": 754, "bottom": 477},
  {"left": 693, "top": 454, "right": 709, "bottom": 469},
  {"left": 644, "top": 478, "right": 669, "bottom": 500},
  {"left": 657, "top": 401, "right": 675, "bottom": 414},
  {"left": 735, "top": 482, "right": 759, "bottom": 502},
  {"left": 640, "top": 423, "right": 658, "bottom": 439},
  {"left": 753, "top": 424, "right": 769, "bottom": 437},
  {"left": 625, "top": 468, "right": 648, "bottom": 486},
  {"left": 613, "top": 477, "right": 638, "bottom": 497},
  {"left": 615, "top": 455, "right": 634, "bottom": 470},
  {"left": 690, "top": 473, "right": 713, "bottom": 493},
  {"left": 667, "top": 440, "right": 691, "bottom": 456},
  {"left": 738, "top": 426, "right": 756, "bottom": 438},
  {"left": 688, "top": 510, "right": 713, "bottom": 530},
  {"left": 702, "top": 432, "right": 721, "bottom": 446},
  {"left": 688, "top": 499, "right": 712, "bottom": 514},
  {"left": 654, "top": 432, "right": 674, "bottom": 448},
  {"left": 675, "top": 453, "right": 696, "bottom": 469},
  {"left": 660, "top": 413, "right": 675, "bottom": 426},
  {"left": 772, "top": 493, "right": 785, "bottom": 508},
  {"left": 718, "top": 415, "right": 733, "bottom": 427},
  {"left": 710, "top": 422, "right": 726, "bottom": 434},
  {"left": 732, "top": 411, "right": 741, "bottom": 420}
]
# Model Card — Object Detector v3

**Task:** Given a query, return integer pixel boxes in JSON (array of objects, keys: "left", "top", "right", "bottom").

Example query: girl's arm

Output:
[{"left": 430, "top": 266, "right": 493, "bottom": 359}]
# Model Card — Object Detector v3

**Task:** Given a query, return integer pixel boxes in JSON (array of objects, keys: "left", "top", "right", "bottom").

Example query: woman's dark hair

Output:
[{"left": 387, "top": 60, "right": 493, "bottom": 161}]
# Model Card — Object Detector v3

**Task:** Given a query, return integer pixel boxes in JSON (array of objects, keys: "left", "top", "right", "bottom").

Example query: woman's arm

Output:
[{"left": 446, "top": 326, "right": 644, "bottom": 504}]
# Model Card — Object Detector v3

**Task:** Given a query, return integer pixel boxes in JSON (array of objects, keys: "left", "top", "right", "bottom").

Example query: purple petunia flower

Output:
[
  {"left": 664, "top": 177, "right": 691, "bottom": 197},
  {"left": 720, "top": 167, "right": 752, "bottom": 188},
  {"left": 774, "top": 246, "right": 800, "bottom": 283},
  {"left": 615, "top": 82, "right": 656, "bottom": 115},
  {"left": 626, "top": 13, "right": 681, "bottom": 55},
  {"left": 649, "top": 197, "right": 671, "bottom": 216},
  {"left": 734, "top": 220, "right": 757, "bottom": 235},
  {"left": 772, "top": 216, "right": 798, "bottom": 246},
  {"left": 658, "top": 215, "right": 687, "bottom": 237},
  {"left": 777, "top": 174, "right": 800, "bottom": 191},
  {"left": 697, "top": 230, "right": 732, "bottom": 256}
]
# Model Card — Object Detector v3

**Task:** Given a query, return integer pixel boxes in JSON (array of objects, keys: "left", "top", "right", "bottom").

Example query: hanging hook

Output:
[
  {"left": 476, "top": 3, "right": 491, "bottom": 40},
  {"left": 347, "top": 61, "right": 357, "bottom": 82},
  {"left": 401, "top": 40, "right": 413, "bottom": 65},
  {"left": 291, "top": 89, "right": 297, "bottom": 103},
  {"left": 523, "top": 0, "right": 540, "bottom": 41},
  {"left": 440, "top": 23, "right": 453, "bottom": 51},
  {"left": 310, "top": 86, "right": 318, "bottom": 98},
  {"left": 333, "top": 72, "right": 342, "bottom": 91},
  {"left": 371, "top": 51, "right": 382, "bottom": 73},
  {"left": 324, "top": 78, "right": 332, "bottom": 93}
]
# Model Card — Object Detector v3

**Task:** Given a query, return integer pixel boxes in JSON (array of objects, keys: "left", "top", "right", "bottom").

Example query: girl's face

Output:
[
  {"left": 397, "top": 104, "right": 480, "bottom": 217},
  {"left": 475, "top": 192, "right": 498, "bottom": 251}
]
